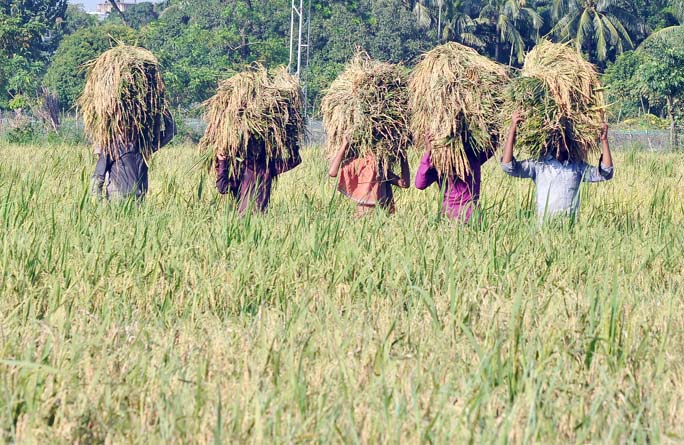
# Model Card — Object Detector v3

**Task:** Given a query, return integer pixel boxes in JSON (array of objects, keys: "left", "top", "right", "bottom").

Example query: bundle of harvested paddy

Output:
[
  {"left": 321, "top": 53, "right": 411, "bottom": 174},
  {"left": 78, "top": 45, "right": 169, "bottom": 161},
  {"left": 506, "top": 40, "right": 605, "bottom": 162},
  {"left": 199, "top": 65, "right": 303, "bottom": 176},
  {"left": 410, "top": 42, "right": 509, "bottom": 179},
  {"left": 269, "top": 67, "right": 304, "bottom": 158}
]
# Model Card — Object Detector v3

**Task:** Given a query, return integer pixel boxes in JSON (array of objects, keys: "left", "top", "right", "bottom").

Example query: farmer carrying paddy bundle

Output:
[
  {"left": 500, "top": 41, "right": 614, "bottom": 223},
  {"left": 410, "top": 43, "right": 508, "bottom": 222},
  {"left": 80, "top": 45, "right": 176, "bottom": 201},
  {"left": 323, "top": 54, "right": 411, "bottom": 217},
  {"left": 200, "top": 66, "right": 303, "bottom": 215}
]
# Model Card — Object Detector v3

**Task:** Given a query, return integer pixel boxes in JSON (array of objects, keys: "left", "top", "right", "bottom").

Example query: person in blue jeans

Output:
[{"left": 500, "top": 110, "right": 614, "bottom": 223}]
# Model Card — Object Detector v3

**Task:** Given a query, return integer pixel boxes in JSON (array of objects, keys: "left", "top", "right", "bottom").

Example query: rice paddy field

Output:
[{"left": 1, "top": 142, "right": 684, "bottom": 444}]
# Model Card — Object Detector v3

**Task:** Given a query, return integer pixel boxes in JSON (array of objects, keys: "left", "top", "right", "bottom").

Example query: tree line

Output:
[{"left": 1, "top": 0, "right": 682, "bottom": 124}]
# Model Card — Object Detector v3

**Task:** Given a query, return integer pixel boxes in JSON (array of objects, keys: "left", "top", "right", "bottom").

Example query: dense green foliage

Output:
[
  {"left": 1, "top": 0, "right": 682, "bottom": 119},
  {"left": 105, "top": 1, "right": 160, "bottom": 29},
  {"left": 0, "top": 0, "right": 67, "bottom": 108},
  {"left": 62, "top": 4, "right": 98, "bottom": 34},
  {"left": 1, "top": 143, "right": 684, "bottom": 443},
  {"left": 137, "top": 0, "right": 292, "bottom": 108},
  {"left": 638, "top": 27, "right": 684, "bottom": 146},
  {"left": 603, "top": 50, "right": 647, "bottom": 119},
  {"left": 604, "top": 26, "right": 684, "bottom": 143},
  {"left": 44, "top": 25, "right": 138, "bottom": 108}
]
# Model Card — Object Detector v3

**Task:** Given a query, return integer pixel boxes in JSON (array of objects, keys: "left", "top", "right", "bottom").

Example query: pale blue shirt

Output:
[{"left": 501, "top": 155, "right": 614, "bottom": 222}]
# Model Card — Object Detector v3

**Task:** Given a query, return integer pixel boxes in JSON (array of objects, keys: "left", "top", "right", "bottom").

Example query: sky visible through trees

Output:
[{"left": 68, "top": 0, "right": 161, "bottom": 11}]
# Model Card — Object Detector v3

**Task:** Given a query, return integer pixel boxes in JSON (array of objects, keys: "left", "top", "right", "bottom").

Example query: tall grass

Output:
[{"left": 1, "top": 141, "right": 683, "bottom": 444}]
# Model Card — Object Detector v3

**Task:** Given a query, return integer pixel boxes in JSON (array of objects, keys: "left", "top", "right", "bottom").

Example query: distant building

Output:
[
  {"left": 96, "top": 1, "right": 140, "bottom": 14},
  {"left": 87, "top": 11, "right": 107, "bottom": 21}
]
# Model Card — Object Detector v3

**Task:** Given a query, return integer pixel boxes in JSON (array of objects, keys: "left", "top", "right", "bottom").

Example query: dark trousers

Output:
[{"left": 93, "top": 151, "right": 149, "bottom": 201}]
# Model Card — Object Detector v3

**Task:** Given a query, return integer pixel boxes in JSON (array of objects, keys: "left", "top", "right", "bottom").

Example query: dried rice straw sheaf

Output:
[
  {"left": 78, "top": 45, "right": 169, "bottom": 161},
  {"left": 410, "top": 42, "right": 509, "bottom": 179},
  {"left": 505, "top": 40, "right": 606, "bottom": 162},
  {"left": 321, "top": 53, "right": 411, "bottom": 174},
  {"left": 199, "top": 65, "right": 304, "bottom": 177}
]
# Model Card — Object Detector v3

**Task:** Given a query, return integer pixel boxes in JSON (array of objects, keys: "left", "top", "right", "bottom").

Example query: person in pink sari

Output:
[{"left": 415, "top": 133, "right": 495, "bottom": 222}]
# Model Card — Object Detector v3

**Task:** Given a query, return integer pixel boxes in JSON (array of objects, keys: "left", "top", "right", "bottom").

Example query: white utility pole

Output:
[
  {"left": 296, "top": 0, "right": 304, "bottom": 77},
  {"left": 288, "top": 0, "right": 312, "bottom": 116},
  {"left": 288, "top": 0, "right": 296, "bottom": 73},
  {"left": 288, "top": 0, "right": 308, "bottom": 76},
  {"left": 303, "top": 0, "right": 312, "bottom": 116}
]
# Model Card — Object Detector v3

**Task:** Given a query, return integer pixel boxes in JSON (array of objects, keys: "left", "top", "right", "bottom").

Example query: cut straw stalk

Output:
[
  {"left": 199, "top": 65, "right": 303, "bottom": 176},
  {"left": 78, "top": 45, "right": 168, "bottom": 161},
  {"left": 410, "top": 42, "right": 509, "bottom": 179},
  {"left": 321, "top": 53, "right": 411, "bottom": 174},
  {"left": 505, "top": 40, "right": 605, "bottom": 162}
]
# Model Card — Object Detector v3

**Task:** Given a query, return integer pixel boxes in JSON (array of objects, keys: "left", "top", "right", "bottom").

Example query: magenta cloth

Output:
[{"left": 414, "top": 150, "right": 494, "bottom": 221}]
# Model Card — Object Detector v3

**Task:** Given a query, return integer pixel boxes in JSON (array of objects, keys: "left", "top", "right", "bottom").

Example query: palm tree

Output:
[
  {"left": 551, "top": 0, "right": 642, "bottom": 62},
  {"left": 478, "top": 0, "right": 543, "bottom": 65},
  {"left": 674, "top": 0, "right": 684, "bottom": 23},
  {"left": 406, "top": 0, "right": 494, "bottom": 49},
  {"left": 408, "top": 0, "right": 434, "bottom": 29},
  {"left": 443, "top": 9, "right": 484, "bottom": 47}
]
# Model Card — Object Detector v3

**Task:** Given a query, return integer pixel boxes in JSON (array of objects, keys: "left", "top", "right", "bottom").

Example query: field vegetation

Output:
[{"left": 1, "top": 142, "right": 683, "bottom": 443}]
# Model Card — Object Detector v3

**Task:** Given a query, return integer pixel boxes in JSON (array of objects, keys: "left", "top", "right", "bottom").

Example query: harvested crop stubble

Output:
[
  {"left": 506, "top": 40, "right": 605, "bottom": 162},
  {"left": 410, "top": 42, "right": 509, "bottom": 179},
  {"left": 321, "top": 53, "right": 411, "bottom": 174},
  {"left": 78, "top": 45, "right": 169, "bottom": 161},
  {"left": 199, "top": 65, "right": 303, "bottom": 176}
]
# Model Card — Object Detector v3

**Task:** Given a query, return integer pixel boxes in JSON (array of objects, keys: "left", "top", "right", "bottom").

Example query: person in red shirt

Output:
[{"left": 328, "top": 134, "right": 410, "bottom": 217}]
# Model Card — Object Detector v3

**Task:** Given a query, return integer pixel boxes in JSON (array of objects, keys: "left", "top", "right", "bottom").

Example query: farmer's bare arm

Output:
[
  {"left": 328, "top": 135, "right": 349, "bottom": 177},
  {"left": 423, "top": 132, "right": 433, "bottom": 156},
  {"left": 583, "top": 123, "right": 615, "bottom": 182},
  {"left": 502, "top": 111, "right": 523, "bottom": 164},
  {"left": 159, "top": 113, "right": 176, "bottom": 148},
  {"left": 600, "top": 123, "right": 612, "bottom": 168},
  {"left": 501, "top": 111, "right": 537, "bottom": 179},
  {"left": 390, "top": 155, "right": 411, "bottom": 188}
]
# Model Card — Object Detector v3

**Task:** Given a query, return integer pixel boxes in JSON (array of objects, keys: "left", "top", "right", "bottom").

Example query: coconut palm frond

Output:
[
  {"left": 413, "top": 2, "right": 432, "bottom": 29},
  {"left": 521, "top": 7, "right": 544, "bottom": 30},
  {"left": 593, "top": 12, "right": 608, "bottom": 61},
  {"left": 575, "top": 8, "right": 593, "bottom": 52},
  {"left": 605, "top": 14, "right": 634, "bottom": 49},
  {"left": 605, "top": 6, "right": 642, "bottom": 34},
  {"left": 551, "top": 0, "right": 640, "bottom": 62},
  {"left": 551, "top": 12, "right": 579, "bottom": 41},
  {"left": 460, "top": 32, "right": 486, "bottom": 47}
]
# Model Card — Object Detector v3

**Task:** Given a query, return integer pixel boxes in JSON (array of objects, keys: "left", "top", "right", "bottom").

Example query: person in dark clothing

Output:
[
  {"left": 215, "top": 145, "right": 302, "bottom": 214},
  {"left": 92, "top": 113, "right": 176, "bottom": 201}
]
